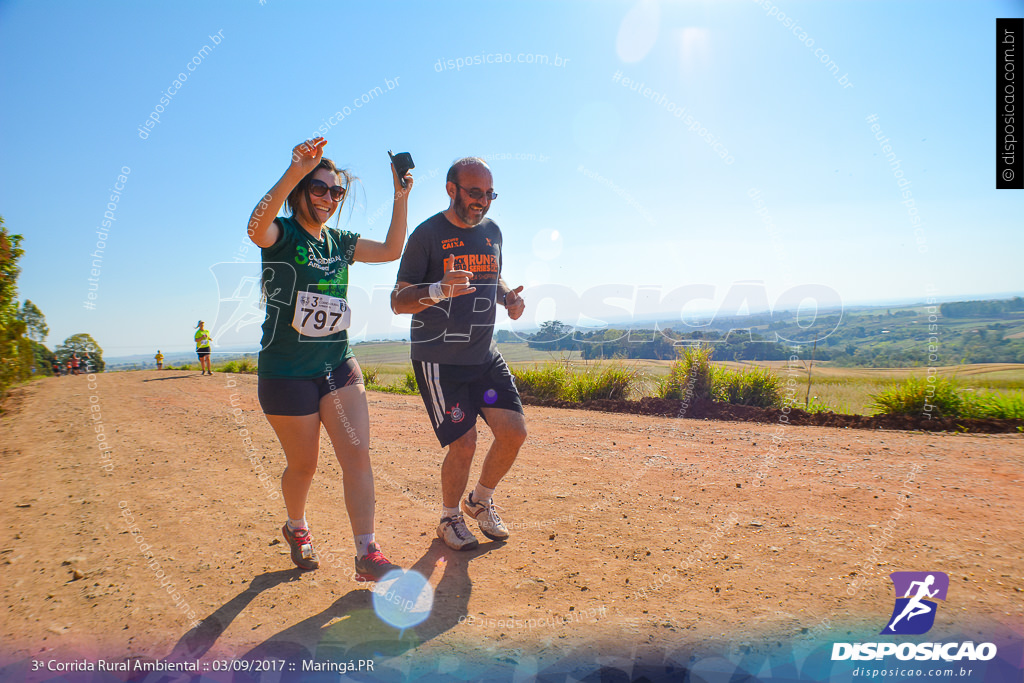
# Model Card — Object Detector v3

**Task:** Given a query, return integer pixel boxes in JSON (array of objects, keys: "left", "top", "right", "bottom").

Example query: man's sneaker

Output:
[
  {"left": 354, "top": 543, "right": 401, "bottom": 582},
  {"left": 281, "top": 524, "right": 319, "bottom": 570},
  {"left": 462, "top": 493, "right": 510, "bottom": 541},
  {"left": 436, "top": 513, "right": 480, "bottom": 550}
]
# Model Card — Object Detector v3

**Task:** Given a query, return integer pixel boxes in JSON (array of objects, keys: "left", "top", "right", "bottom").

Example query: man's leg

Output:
[
  {"left": 435, "top": 427, "right": 482, "bottom": 550},
  {"left": 461, "top": 407, "right": 527, "bottom": 541},
  {"left": 442, "top": 427, "right": 477, "bottom": 509},
  {"left": 412, "top": 360, "right": 482, "bottom": 550},
  {"left": 477, "top": 407, "right": 527, "bottom": 489}
]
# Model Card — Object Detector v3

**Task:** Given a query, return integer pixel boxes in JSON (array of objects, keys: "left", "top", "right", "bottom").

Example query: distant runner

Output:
[
  {"left": 195, "top": 321, "right": 212, "bottom": 375},
  {"left": 155, "top": 350, "right": 164, "bottom": 370},
  {"left": 247, "top": 137, "right": 413, "bottom": 581},
  {"left": 391, "top": 157, "right": 528, "bottom": 551}
]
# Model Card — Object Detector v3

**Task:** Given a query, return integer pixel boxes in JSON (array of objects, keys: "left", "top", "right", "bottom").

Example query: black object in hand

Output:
[{"left": 388, "top": 150, "right": 415, "bottom": 188}]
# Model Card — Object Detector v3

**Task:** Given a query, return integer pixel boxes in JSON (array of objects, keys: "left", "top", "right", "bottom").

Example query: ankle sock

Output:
[
  {"left": 442, "top": 505, "right": 460, "bottom": 520},
  {"left": 471, "top": 482, "right": 496, "bottom": 506},
  {"left": 287, "top": 517, "right": 308, "bottom": 531},
  {"left": 354, "top": 533, "right": 375, "bottom": 558}
]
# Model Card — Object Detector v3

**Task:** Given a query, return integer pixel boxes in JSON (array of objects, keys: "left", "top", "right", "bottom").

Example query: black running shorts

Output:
[
  {"left": 413, "top": 354, "right": 523, "bottom": 447},
  {"left": 257, "top": 357, "right": 363, "bottom": 416}
]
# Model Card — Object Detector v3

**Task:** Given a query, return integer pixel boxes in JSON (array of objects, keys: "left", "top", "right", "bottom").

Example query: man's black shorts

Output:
[{"left": 413, "top": 353, "right": 523, "bottom": 447}]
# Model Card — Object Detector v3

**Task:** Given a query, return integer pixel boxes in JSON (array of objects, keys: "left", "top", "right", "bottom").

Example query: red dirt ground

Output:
[{"left": 1, "top": 372, "right": 1021, "bottom": 677}]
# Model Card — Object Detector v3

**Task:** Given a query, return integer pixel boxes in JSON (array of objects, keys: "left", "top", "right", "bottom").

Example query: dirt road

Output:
[{"left": 1, "top": 372, "right": 1021, "bottom": 679}]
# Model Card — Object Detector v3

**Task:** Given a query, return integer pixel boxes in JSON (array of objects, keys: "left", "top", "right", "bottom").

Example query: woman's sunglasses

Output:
[{"left": 309, "top": 179, "right": 346, "bottom": 202}]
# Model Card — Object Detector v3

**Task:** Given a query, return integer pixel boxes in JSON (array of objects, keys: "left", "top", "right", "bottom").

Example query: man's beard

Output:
[{"left": 455, "top": 192, "right": 488, "bottom": 227}]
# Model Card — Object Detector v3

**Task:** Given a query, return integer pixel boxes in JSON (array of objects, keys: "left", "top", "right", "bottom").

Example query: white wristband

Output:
[{"left": 428, "top": 282, "right": 447, "bottom": 303}]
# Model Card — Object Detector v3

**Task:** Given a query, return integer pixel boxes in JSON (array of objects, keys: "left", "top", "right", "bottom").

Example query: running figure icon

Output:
[{"left": 886, "top": 574, "right": 939, "bottom": 632}]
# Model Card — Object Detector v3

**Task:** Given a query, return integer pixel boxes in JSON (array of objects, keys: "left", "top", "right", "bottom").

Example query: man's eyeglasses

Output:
[
  {"left": 309, "top": 179, "right": 346, "bottom": 202},
  {"left": 454, "top": 184, "right": 497, "bottom": 201}
]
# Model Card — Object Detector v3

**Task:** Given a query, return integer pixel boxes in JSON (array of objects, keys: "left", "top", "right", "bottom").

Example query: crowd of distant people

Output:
[{"left": 50, "top": 352, "right": 88, "bottom": 376}]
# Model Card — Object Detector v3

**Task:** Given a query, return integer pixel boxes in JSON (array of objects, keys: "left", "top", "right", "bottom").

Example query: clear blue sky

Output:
[{"left": 1, "top": 0, "right": 1021, "bottom": 357}]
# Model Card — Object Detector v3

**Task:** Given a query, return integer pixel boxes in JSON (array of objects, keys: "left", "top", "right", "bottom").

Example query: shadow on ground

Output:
[{"left": 158, "top": 538, "right": 500, "bottom": 674}]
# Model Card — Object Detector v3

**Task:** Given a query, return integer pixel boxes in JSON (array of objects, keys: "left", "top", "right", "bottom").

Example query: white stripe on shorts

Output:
[{"left": 422, "top": 361, "right": 445, "bottom": 427}]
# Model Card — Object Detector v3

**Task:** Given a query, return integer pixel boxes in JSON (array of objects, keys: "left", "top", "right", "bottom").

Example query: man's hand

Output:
[
  {"left": 440, "top": 255, "right": 476, "bottom": 299},
  {"left": 504, "top": 285, "right": 525, "bottom": 320}
]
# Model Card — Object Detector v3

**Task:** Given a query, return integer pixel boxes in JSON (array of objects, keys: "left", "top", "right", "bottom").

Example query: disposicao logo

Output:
[
  {"left": 831, "top": 571, "right": 997, "bottom": 662},
  {"left": 882, "top": 571, "right": 948, "bottom": 635}
]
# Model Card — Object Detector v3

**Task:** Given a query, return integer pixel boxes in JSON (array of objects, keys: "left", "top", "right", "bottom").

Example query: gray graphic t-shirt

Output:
[{"left": 396, "top": 212, "right": 503, "bottom": 365}]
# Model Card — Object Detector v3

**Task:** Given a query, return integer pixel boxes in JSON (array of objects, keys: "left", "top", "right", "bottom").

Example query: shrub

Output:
[
  {"left": 362, "top": 366, "right": 381, "bottom": 386},
  {"left": 869, "top": 376, "right": 962, "bottom": 418},
  {"left": 959, "top": 389, "right": 1024, "bottom": 419},
  {"left": 402, "top": 371, "right": 417, "bottom": 393},
  {"left": 510, "top": 363, "right": 636, "bottom": 401},
  {"left": 657, "top": 345, "right": 714, "bottom": 401},
  {"left": 511, "top": 364, "right": 571, "bottom": 400},
  {"left": 866, "top": 376, "right": 1024, "bottom": 419},
  {"left": 868, "top": 376, "right": 1024, "bottom": 419},
  {"left": 713, "top": 366, "right": 784, "bottom": 408},
  {"left": 657, "top": 346, "right": 783, "bottom": 407},
  {"left": 236, "top": 358, "right": 257, "bottom": 374},
  {"left": 564, "top": 366, "right": 637, "bottom": 401},
  {"left": 363, "top": 367, "right": 418, "bottom": 395}
]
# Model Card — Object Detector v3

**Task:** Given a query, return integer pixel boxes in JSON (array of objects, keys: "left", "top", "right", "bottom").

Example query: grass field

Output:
[
  {"left": 168, "top": 342, "right": 1024, "bottom": 416},
  {"left": 353, "top": 341, "right": 583, "bottom": 384},
  {"left": 350, "top": 342, "right": 1024, "bottom": 415}
]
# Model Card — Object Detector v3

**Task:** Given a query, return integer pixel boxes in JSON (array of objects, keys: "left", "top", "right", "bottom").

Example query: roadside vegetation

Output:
[
  {"left": 869, "top": 376, "right": 1024, "bottom": 419},
  {"left": 363, "top": 366, "right": 418, "bottom": 395}
]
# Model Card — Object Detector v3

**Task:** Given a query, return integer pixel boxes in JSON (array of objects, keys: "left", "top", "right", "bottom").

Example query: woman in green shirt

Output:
[{"left": 248, "top": 137, "right": 412, "bottom": 581}]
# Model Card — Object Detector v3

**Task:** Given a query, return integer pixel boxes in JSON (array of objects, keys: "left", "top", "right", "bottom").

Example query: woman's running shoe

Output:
[
  {"left": 354, "top": 543, "right": 401, "bottom": 582},
  {"left": 282, "top": 524, "right": 319, "bottom": 570}
]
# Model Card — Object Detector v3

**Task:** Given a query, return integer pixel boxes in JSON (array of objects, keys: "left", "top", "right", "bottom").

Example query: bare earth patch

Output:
[{"left": 1, "top": 372, "right": 1021, "bottom": 680}]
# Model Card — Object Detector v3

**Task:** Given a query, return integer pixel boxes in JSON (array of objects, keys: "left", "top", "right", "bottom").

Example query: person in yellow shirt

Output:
[
  {"left": 155, "top": 350, "right": 164, "bottom": 370},
  {"left": 195, "top": 322, "right": 212, "bottom": 375}
]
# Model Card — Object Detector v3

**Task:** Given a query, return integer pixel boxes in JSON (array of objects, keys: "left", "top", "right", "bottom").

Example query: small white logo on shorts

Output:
[{"left": 447, "top": 403, "right": 465, "bottom": 423}]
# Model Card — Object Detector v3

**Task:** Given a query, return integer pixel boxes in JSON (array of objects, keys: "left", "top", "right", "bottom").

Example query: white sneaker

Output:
[
  {"left": 436, "top": 513, "right": 479, "bottom": 550},
  {"left": 462, "top": 493, "right": 510, "bottom": 541}
]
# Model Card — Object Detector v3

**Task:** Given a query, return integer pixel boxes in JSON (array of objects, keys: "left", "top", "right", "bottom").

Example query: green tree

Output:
[
  {"left": 527, "top": 320, "right": 578, "bottom": 351},
  {"left": 31, "top": 341, "right": 56, "bottom": 376},
  {"left": 17, "top": 300, "right": 48, "bottom": 342},
  {"left": 1, "top": 217, "right": 33, "bottom": 397},
  {"left": 532, "top": 320, "right": 573, "bottom": 342},
  {"left": 56, "top": 333, "right": 106, "bottom": 372}
]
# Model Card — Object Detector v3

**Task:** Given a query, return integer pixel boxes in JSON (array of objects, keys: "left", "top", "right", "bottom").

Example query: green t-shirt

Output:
[{"left": 258, "top": 215, "right": 360, "bottom": 379}]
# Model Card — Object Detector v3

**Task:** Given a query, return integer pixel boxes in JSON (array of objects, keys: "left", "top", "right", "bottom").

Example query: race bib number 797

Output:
[{"left": 291, "top": 291, "right": 351, "bottom": 337}]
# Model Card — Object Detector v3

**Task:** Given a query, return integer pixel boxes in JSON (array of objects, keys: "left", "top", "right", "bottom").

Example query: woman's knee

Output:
[
  {"left": 334, "top": 442, "right": 371, "bottom": 471},
  {"left": 283, "top": 462, "right": 317, "bottom": 480}
]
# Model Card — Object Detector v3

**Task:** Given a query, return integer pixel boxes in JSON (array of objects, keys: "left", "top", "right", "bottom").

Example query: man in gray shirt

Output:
[{"left": 392, "top": 157, "right": 527, "bottom": 551}]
